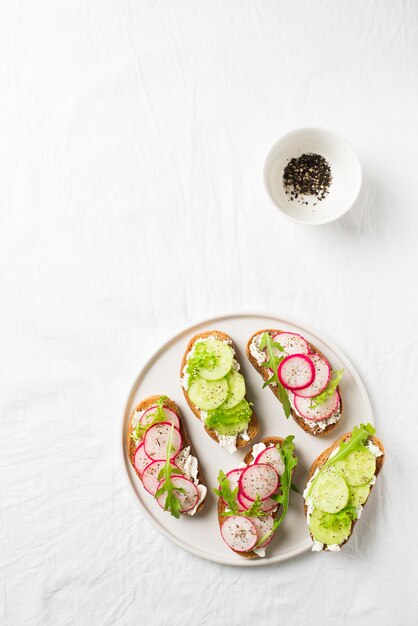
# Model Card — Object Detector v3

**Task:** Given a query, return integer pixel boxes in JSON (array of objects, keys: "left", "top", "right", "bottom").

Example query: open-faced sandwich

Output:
[
  {"left": 303, "top": 423, "right": 384, "bottom": 551},
  {"left": 247, "top": 329, "right": 344, "bottom": 436},
  {"left": 215, "top": 436, "right": 297, "bottom": 558},
  {"left": 128, "top": 395, "right": 207, "bottom": 517},
  {"left": 180, "top": 331, "right": 258, "bottom": 454}
]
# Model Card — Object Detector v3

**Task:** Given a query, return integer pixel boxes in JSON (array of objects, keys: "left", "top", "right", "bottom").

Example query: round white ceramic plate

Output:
[{"left": 121, "top": 312, "right": 373, "bottom": 566}]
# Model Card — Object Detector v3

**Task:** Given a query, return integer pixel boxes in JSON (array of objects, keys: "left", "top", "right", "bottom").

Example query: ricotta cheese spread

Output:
[
  {"left": 249, "top": 333, "right": 266, "bottom": 365},
  {"left": 217, "top": 434, "right": 237, "bottom": 454},
  {"left": 367, "top": 441, "right": 383, "bottom": 457}
]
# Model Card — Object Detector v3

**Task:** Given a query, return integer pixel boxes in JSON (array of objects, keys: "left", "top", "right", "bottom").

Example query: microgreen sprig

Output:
[{"left": 259, "top": 332, "right": 291, "bottom": 418}]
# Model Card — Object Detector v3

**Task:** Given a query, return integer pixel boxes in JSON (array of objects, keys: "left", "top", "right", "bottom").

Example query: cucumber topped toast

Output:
[
  {"left": 215, "top": 436, "right": 298, "bottom": 558},
  {"left": 303, "top": 423, "right": 384, "bottom": 551},
  {"left": 181, "top": 331, "right": 259, "bottom": 453},
  {"left": 128, "top": 395, "right": 207, "bottom": 517},
  {"left": 247, "top": 329, "right": 343, "bottom": 436}
]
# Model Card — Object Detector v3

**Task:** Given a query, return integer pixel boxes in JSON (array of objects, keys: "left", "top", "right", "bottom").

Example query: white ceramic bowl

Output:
[{"left": 264, "top": 127, "right": 362, "bottom": 225}]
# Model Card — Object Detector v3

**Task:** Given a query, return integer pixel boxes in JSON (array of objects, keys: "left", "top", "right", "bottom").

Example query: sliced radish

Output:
[
  {"left": 239, "top": 464, "right": 279, "bottom": 501},
  {"left": 248, "top": 515, "right": 275, "bottom": 548},
  {"left": 134, "top": 442, "right": 151, "bottom": 477},
  {"left": 142, "top": 460, "right": 180, "bottom": 495},
  {"left": 294, "top": 390, "right": 340, "bottom": 421},
  {"left": 221, "top": 516, "right": 257, "bottom": 552},
  {"left": 140, "top": 405, "right": 180, "bottom": 430},
  {"left": 143, "top": 422, "right": 182, "bottom": 461},
  {"left": 272, "top": 332, "right": 309, "bottom": 355},
  {"left": 255, "top": 445, "right": 285, "bottom": 476},
  {"left": 278, "top": 354, "right": 315, "bottom": 390},
  {"left": 156, "top": 475, "right": 198, "bottom": 513},
  {"left": 237, "top": 491, "right": 277, "bottom": 513},
  {"left": 293, "top": 354, "right": 331, "bottom": 398}
]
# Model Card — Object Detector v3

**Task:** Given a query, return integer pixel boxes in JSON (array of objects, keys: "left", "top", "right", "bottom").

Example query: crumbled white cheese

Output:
[
  {"left": 249, "top": 334, "right": 266, "bottom": 365},
  {"left": 217, "top": 434, "right": 237, "bottom": 454},
  {"left": 250, "top": 442, "right": 267, "bottom": 462},
  {"left": 327, "top": 544, "right": 341, "bottom": 552},
  {"left": 240, "top": 429, "right": 250, "bottom": 442},
  {"left": 369, "top": 475, "right": 376, "bottom": 486},
  {"left": 131, "top": 410, "right": 143, "bottom": 427},
  {"left": 355, "top": 506, "right": 363, "bottom": 519},
  {"left": 367, "top": 441, "right": 383, "bottom": 457},
  {"left": 312, "top": 540, "right": 324, "bottom": 552},
  {"left": 253, "top": 547, "right": 266, "bottom": 558}
]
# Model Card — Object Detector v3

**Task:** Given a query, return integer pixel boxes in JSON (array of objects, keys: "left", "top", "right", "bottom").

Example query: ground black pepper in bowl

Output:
[{"left": 283, "top": 153, "right": 332, "bottom": 205}]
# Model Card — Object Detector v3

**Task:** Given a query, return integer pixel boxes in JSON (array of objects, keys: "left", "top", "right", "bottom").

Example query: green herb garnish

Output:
[
  {"left": 259, "top": 332, "right": 291, "bottom": 418},
  {"left": 255, "top": 436, "right": 298, "bottom": 548},
  {"left": 321, "top": 503, "right": 358, "bottom": 530},
  {"left": 310, "top": 369, "right": 344, "bottom": 408},
  {"left": 185, "top": 342, "right": 217, "bottom": 386},
  {"left": 131, "top": 395, "right": 169, "bottom": 442},
  {"left": 214, "top": 473, "right": 267, "bottom": 519},
  {"left": 205, "top": 399, "right": 252, "bottom": 435},
  {"left": 154, "top": 424, "right": 184, "bottom": 518}
]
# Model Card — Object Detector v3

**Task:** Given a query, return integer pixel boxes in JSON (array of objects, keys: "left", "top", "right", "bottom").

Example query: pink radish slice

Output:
[
  {"left": 142, "top": 461, "right": 181, "bottom": 495},
  {"left": 278, "top": 354, "right": 315, "bottom": 390},
  {"left": 221, "top": 516, "right": 257, "bottom": 552},
  {"left": 140, "top": 405, "right": 180, "bottom": 430},
  {"left": 221, "top": 469, "right": 244, "bottom": 508},
  {"left": 156, "top": 475, "right": 198, "bottom": 513},
  {"left": 294, "top": 390, "right": 340, "bottom": 421},
  {"left": 272, "top": 332, "right": 309, "bottom": 355},
  {"left": 239, "top": 463, "right": 279, "bottom": 501},
  {"left": 293, "top": 354, "right": 331, "bottom": 398},
  {"left": 237, "top": 491, "right": 277, "bottom": 513},
  {"left": 255, "top": 446, "right": 285, "bottom": 476},
  {"left": 249, "top": 515, "right": 275, "bottom": 548},
  {"left": 134, "top": 442, "right": 151, "bottom": 477},
  {"left": 143, "top": 422, "right": 182, "bottom": 461}
]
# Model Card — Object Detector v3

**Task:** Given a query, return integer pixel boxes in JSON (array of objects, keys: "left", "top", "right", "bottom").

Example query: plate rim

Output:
[{"left": 120, "top": 310, "right": 373, "bottom": 567}]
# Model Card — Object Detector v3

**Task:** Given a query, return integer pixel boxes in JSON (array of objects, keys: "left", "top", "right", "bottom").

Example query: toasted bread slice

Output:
[
  {"left": 247, "top": 329, "right": 343, "bottom": 437},
  {"left": 128, "top": 395, "right": 206, "bottom": 515},
  {"left": 181, "top": 331, "right": 259, "bottom": 450},
  {"left": 217, "top": 436, "right": 283, "bottom": 559},
  {"left": 304, "top": 432, "right": 385, "bottom": 550}
]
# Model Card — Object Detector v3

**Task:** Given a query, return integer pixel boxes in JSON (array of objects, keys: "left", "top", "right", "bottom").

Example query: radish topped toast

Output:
[
  {"left": 304, "top": 423, "right": 384, "bottom": 552},
  {"left": 247, "top": 330, "right": 344, "bottom": 436},
  {"left": 215, "top": 436, "right": 298, "bottom": 558},
  {"left": 181, "top": 331, "right": 259, "bottom": 454},
  {"left": 128, "top": 395, "right": 207, "bottom": 517}
]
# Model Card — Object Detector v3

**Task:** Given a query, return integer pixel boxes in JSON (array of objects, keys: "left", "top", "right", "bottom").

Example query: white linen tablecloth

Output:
[{"left": 1, "top": 1, "right": 417, "bottom": 624}]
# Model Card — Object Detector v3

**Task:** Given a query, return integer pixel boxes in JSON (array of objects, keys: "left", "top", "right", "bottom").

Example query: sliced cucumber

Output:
[
  {"left": 205, "top": 399, "right": 252, "bottom": 436},
  {"left": 309, "top": 508, "right": 352, "bottom": 546},
  {"left": 349, "top": 484, "right": 370, "bottom": 507},
  {"left": 333, "top": 449, "right": 376, "bottom": 487},
  {"left": 310, "top": 467, "right": 349, "bottom": 514},
  {"left": 222, "top": 370, "right": 246, "bottom": 410},
  {"left": 188, "top": 376, "right": 228, "bottom": 410},
  {"left": 197, "top": 338, "right": 234, "bottom": 381}
]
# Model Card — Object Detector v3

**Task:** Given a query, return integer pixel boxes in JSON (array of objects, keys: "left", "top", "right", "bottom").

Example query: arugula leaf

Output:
[
  {"left": 131, "top": 395, "right": 170, "bottom": 442},
  {"left": 310, "top": 369, "right": 344, "bottom": 408},
  {"left": 321, "top": 503, "right": 358, "bottom": 529},
  {"left": 186, "top": 342, "right": 217, "bottom": 386},
  {"left": 205, "top": 399, "right": 252, "bottom": 435},
  {"left": 214, "top": 470, "right": 239, "bottom": 515},
  {"left": 308, "top": 423, "right": 376, "bottom": 497},
  {"left": 259, "top": 332, "right": 291, "bottom": 418},
  {"left": 241, "top": 495, "right": 264, "bottom": 518},
  {"left": 154, "top": 424, "right": 184, "bottom": 518},
  {"left": 255, "top": 436, "right": 298, "bottom": 547}
]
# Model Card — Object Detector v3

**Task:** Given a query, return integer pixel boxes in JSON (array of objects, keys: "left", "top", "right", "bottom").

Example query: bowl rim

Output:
[{"left": 263, "top": 126, "right": 362, "bottom": 225}]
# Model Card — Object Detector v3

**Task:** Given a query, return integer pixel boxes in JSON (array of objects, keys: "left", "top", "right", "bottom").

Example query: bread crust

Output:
[
  {"left": 304, "top": 432, "right": 385, "bottom": 550},
  {"left": 128, "top": 395, "right": 206, "bottom": 514},
  {"left": 180, "top": 330, "right": 259, "bottom": 448},
  {"left": 217, "top": 436, "right": 284, "bottom": 559},
  {"left": 246, "top": 329, "right": 343, "bottom": 437}
]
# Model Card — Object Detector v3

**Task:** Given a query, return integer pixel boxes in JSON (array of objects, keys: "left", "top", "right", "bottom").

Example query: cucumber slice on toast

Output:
[
  {"left": 310, "top": 467, "right": 349, "bottom": 514},
  {"left": 349, "top": 484, "right": 370, "bottom": 507},
  {"left": 197, "top": 338, "right": 233, "bottom": 381},
  {"left": 334, "top": 449, "right": 376, "bottom": 487},
  {"left": 222, "top": 370, "right": 246, "bottom": 409},
  {"left": 309, "top": 508, "right": 352, "bottom": 546},
  {"left": 188, "top": 376, "right": 228, "bottom": 410}
]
